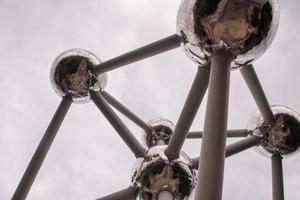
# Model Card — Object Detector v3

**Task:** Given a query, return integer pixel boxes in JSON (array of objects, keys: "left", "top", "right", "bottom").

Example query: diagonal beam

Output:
[
  {"left": 164, "top": 67, "right": 209, "bottom": 161},
  {"left": 94, "top": 34, "right": 181, "bottom": 75},
  {"left": 96, "top": 187, "right": 137, "bottom": 200},
  {"left": 191, "top": 136, "right": 261, "bottom": 169},
  {"left": 12, "top": 96, "right": 72, "bottom": 200},
  {"left": 272, "top": 154, "right": 284, "bottom": 200},
  {"left": 225, "top": 135, "right": 260, "bottom": 157},
  {"left": 187, "top": 129, "right": 250, "bottom": 139},
  {"left": 101, "top": 91, "right": 150, "bottom": 131},
  {"left": 240, "top": 65, "right": 275, "bottom": 124},
  {"left": 90, "top": 91, "right": 146, "bottom": 158},
  {"left": 194, "top": 50, "right": 233, "bottom": 200}
]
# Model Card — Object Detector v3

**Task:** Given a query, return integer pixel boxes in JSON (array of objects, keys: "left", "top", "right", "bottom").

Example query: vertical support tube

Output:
[
  {"left": 272, "top": 154, "right": 284, "bottom": 200},
  {"left": 240, "top": 65, "right": 275, "bottom": 124},
  {"left": 12, "top": 96, "right": 72, "bottom": 200},
  {"left": 165, "top": 67, "right": 209, "bottom": 160},
  {"left": 194, "top": 51, "right": 233, "bottom": 200}
]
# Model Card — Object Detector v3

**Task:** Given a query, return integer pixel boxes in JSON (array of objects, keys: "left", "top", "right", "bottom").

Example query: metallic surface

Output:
[
  {"left": 90, "top": 91, "right": 146, "bottom": 158},
  {"left": 241, "top": 64, "right": 275, "bottom": 123},
  {"left": 272, "top": 154, "right": 284, "bottom": 200},
  {"left": 96, "top": 187, "right": 137, "bottom": 200},
  {"left": 247, "top": 105, "right": 300, "bottom": 157},
  {"left": 12, "top": 96, "right": 72, "bottom": 200},
  {"left": 176, "top": 0, "right": 279, "bottom": 68},
  {"left": 131, "top": 146, "right": 195, "bottom": 200},
  {"left": 158, "top": 191, "right": 174, "bottom": 200},
  {"left": 50, "top": 49, "right": 107, "bottom": 103},
  {"left": 187, "top": 129, "right": 250, "bottom": 139},
  {"left": 191, "top": 136, "right": 261, "bottom": 169},
  {"left": 101, "top": 91, "right": 149, "bottom": 131},
  {"left": 225, "top": 136, "right": 261, "bottom": 157},
  {"left": 195, "top": 51, "right": 232, "bottom": 200},
  {"left": 165, "top": 66, "right": 209, "bottom": 161},
  {"left": 143, "top": 118, "right": 175, "bottom": 148},
  {"left": 94, "top": 35, "right": 181, "bottom": 75}
]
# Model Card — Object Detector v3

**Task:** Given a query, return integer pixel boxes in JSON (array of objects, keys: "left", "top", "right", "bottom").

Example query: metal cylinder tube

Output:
[
  {"left": 271, "top": 154, "right": 284, "bottom": 200},
  {"left": 12, "top": 96, "right": 72, "bottom": 200},
  {"left": 194, "top": 50, "right": 233, "bottom": 200}
]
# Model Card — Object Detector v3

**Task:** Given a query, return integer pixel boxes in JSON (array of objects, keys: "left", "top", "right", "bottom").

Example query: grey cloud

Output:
[{"left": 1, "top": 0, "right": 300, "bottom": 200}]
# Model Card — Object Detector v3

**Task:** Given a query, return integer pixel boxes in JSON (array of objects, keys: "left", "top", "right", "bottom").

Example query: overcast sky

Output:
[{"left": 1, "top": 0, "right": 300, "bottom": 199}]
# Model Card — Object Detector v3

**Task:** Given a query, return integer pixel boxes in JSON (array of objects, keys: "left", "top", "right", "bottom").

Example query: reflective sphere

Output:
[
  {"left": 50, "top": 49, "right": 107, "bottom": 103},
  {"left": 176, "top": 0, "right": 279, "bottom": 68},
  {"left": 247, "top": 106, "right": 300, "bottom": 157},
  {"left": 131, "top": 146, "right": 196, "bottom": 200},
  {"left": 143, "top": 118, "right": 175, "bottom": 148}
]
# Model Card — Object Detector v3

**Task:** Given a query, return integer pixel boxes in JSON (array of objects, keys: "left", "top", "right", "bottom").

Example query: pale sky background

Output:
[{"left": 1, "top": 0, "right": 300, "bottom": 199}]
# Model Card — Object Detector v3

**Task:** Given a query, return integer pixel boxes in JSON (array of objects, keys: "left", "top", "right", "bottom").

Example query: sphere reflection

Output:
[
  {"left": 247, "top": 106, "right": 300, "bottom": 157},
  {"left": 176, "top": 0, "right": 280, "bottom": 69},
  {"left": 50, "top": 49, "right": 107, "bottom": 103},
  {"left": 143, "top": 118, "right": 175, "bottom": 148},
  {"left": 131, "top": 146, "right": 195, "bottom": 200}
]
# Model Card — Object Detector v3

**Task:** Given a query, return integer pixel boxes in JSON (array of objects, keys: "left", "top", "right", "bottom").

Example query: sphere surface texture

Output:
[
  {"left": 247, "top": 106, "right": 300, "bottom": 157},
  {"left": 143, "top": 118, "right": 175, "bottom": 148},
  {"left": 176, "top": 0, "right": 279, "bottom": 68},
  {"left": 50, "top": 49, "right": 107, "bottom": 103},
  {"left": 131, "top": 146, "right": 195, "bottom": 200}
]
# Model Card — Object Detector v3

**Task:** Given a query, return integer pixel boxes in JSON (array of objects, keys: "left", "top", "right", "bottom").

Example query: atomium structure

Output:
[{"left": 11, "top": 0, "right": 300, "bottom": 200}]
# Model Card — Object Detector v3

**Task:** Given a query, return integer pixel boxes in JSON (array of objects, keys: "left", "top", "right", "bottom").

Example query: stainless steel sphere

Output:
[
  {"left": 176, "top": 0, "right": 279, "bottom": 68},
  {"left": 143, "top": 118, "right": 175, "bottom": 148},
  {"left": 131, "top": 146, "right": 196, "bottom": 200},
  {"left": 247, "top": 106, "right": 300, "bottom": 157},
  {"left": 50, "top": 49, "right": 107, "bottom": 103}
]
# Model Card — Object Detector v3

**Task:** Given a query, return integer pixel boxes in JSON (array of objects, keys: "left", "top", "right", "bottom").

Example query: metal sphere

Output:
[
  {"left": 176, "top": 0, "right": 280, "bottom": 69},
  {"left": 247, "top": 106, "right": 300, "bottom": 157},
  {"left": 50, "top": 49, "right": 107, "bottom": 103},
  {"left": 143, "top": 118, "right": 175, "bottom": 148},
  {"left": 131, "top": 146, "right": 196, "bottom": 200}
]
